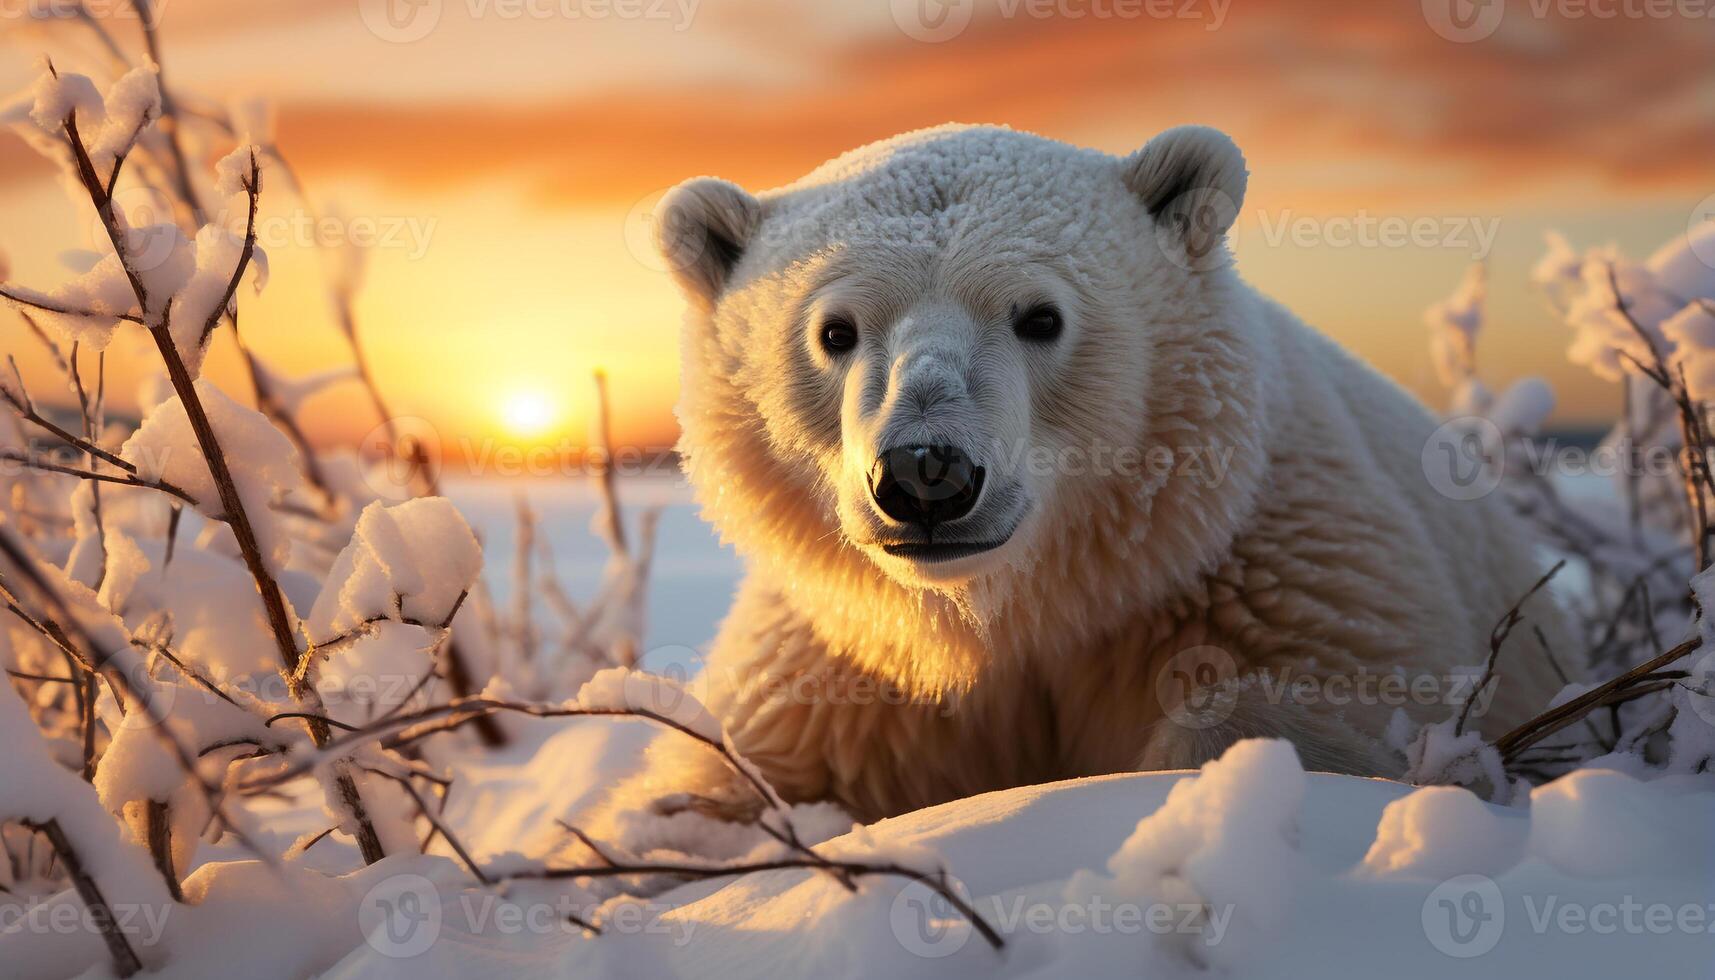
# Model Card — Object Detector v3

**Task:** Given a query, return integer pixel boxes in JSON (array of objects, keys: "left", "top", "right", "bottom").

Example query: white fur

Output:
[{"left": 604, "top": 125, "right": 1568, "bottom": 840}]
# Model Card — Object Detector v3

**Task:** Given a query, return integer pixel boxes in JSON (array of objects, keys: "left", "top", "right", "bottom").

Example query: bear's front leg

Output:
[{"left": 1138, "top": 673, "right": 1404, "bottom": 777}]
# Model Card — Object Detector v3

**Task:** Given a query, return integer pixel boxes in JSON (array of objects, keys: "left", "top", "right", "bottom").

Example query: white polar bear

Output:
[{"left": 608, "top": 124, "right": 1566, "bottom": 840}]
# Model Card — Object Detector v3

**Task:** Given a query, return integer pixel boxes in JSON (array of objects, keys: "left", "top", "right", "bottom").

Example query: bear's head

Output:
[{"left": 657, "top": 125, "right": 1270, "bottom": 692}]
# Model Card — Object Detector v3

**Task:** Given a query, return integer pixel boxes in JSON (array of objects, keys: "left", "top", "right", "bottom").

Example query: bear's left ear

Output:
[
  {"left": 1121, "top": 126, "right": 1247, "bottom": 266},
  {"left": 654, "top": 176, "right": 762, "bottom": 309}
]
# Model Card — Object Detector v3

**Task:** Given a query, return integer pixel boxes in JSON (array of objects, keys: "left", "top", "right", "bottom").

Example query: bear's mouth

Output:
[{"left": 880, "top": 540, "right": 1009, "bottom": 563}]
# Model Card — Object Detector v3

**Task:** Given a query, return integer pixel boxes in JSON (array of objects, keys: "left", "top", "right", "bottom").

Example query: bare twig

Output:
[
  {"left": 24, "top": 819, "right": 144, "bottom": 977},
  {"left": 1457, "top": 560, "right": 1565, "bottom": 736},
  {"left": 1496, "top": 636, "right": 1703, "bottom": 761}
]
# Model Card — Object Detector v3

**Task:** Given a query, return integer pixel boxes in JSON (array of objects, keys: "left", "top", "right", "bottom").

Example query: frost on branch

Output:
[
  {"left": 1563, "top": 247, "right": 1681, "bottom": 381},
  {"left": 1662, "top": 300, "right": 1715, "bottom": 406},
  {"left": 5, "top": 253, "right": 140, "bottom": 350},
  {"left": 0, "top": 683, "right": 172, "bottom": 974},
  {"left": 93, "top": 677, "right": 273, "bottom": 889},
  {"left": 574, "top": 666, "right": 721, "bottom": 742},
  {"left": 301, "top": 499, "right": 483, "bottom": 726},
  {"left": 1423, "top": 263, "right": 1554, "bottom": 437},
  {"left": 26, "top": 67, "right": 161, "bottom": 178},
  {"left": 304, "top": 497, "right": 483, "bottom": 645},
  {"left": 252, "top": 360, "right": 357, "bottom": 417},
  {"left": 213, "top": 145, "right": 258, "bottom": 199},
  {"left": 168, "top": 223, "right": 269, "bottom": 376},
  {"left": 1425, "top": 262, "right": 1484, "bottom": 390},
  {"left": 120, "top": 379, "right": 304, "bottom": 572},
  {"left": 87, "top": 68, "right": 162, "bottom": 173}
]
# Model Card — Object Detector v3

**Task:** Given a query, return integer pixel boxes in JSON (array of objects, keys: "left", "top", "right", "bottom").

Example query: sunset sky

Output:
[{"left": 2, "top": 0, "right": 1712, "bottom": 460}]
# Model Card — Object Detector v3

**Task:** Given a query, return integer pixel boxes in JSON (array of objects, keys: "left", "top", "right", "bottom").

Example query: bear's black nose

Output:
[{"left": 869, "top": 445, "right": 984, "bottom": 529}]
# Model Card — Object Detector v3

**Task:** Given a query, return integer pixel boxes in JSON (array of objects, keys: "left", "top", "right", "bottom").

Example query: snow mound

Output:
[{"left": 310, "top": 736, "right": 1715, "bottom": 979}]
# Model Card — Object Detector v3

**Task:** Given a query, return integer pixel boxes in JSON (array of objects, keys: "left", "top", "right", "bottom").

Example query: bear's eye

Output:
[
  {"left": 1013, "top": 303, "right": 1064, "bottom": 342},
  {"left": 820, "top": 315, "right": 858, "bottom": 355}
]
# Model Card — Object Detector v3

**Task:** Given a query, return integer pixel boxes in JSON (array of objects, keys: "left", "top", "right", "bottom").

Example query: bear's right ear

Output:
[
  {"left": 1121, "top": 126, "right": 1247, "bottom": 268},
  {"left": 654, "top": 177, "right": 761, "bottom": 309}
]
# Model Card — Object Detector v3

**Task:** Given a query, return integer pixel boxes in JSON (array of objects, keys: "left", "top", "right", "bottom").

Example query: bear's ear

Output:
[
  {"left": 654, "top": 177, "right": 762, "bottom": 308},
  {"left": 1121, "top": 126, "right": 1247, "bottom": 267}
]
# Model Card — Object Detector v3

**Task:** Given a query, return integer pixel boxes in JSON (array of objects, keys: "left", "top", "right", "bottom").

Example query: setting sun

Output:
[{"left": 500, "top": 389, "right": 559, "bottom": 437}]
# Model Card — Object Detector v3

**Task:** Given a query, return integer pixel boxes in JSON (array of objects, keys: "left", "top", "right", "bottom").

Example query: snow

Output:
[
  {"left": 84, "top": 68, "right": 161, "bottom": 174},
  {"left": 1361, "top": 785, "right": 1526, "bottom": 879},
  {"left": 317, "top": 621, "right": 441, "bottom": 727},
  {"left": 284, "top": 736, "right": 1714, "bottom": 979},
  {"left": 167, "top": 226, "right": 249, "bottom": 373},
  {"left": 304, "top": 497, "right": 483, "bottom": 645},
  {"left": 1647, "top": 219, "right": 1715, "bottom": 302},
  {"left": 1564, "top": 248, "right": 1679, "bottom": 382},
  {"left": 9, "top": 254, "right": 139, "bottom": 350},
  {"left": 254, "top": 361, "right": 357, "bottom": 416},
  {"left": 1399, "top": 716, "right": 1516, "bottom": 804},
  {"left": 212, "top": 146, "right": 258, "bottom": 199},
  {"left": 1525, "top": 769, "right": 1709, "bottom": 878},
  {"left": 25, "top": 66, "right": 162, "bottom": 195},
  {"left": 1483, "top": 377, "right": 1554, "bottom": 437},
  {"left": 120, "top": 378, "right": 304, "bottom": 574},
  {"left": 27, "top": 69, "right": 102, "bottom": 134},
  {"left": 0, "top": 683, "right": 174, "bottom": 976},
  {"left": 109, "top": 539, "right": 290, "bottom": 683},
  {"left": 574, "top": 666, "right": 721, "bottom": 741},
  {"left": 1424, "top": 263, "right": 1484, "bottom": 388},
  {"left": 1662, "top": 300, "right": 1715, "bottom": 405},
  {"left": 1057, "top": 738, "right": 1305, "bottom": 973}
]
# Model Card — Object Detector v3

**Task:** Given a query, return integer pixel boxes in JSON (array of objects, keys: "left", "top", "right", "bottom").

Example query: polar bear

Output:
[{"left": 608, "top": 124, "right": 1566, "bottom": 840}]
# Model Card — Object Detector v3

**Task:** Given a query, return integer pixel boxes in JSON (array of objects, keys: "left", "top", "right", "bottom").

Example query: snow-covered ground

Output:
[
  {"left": 50, "top": 717, "right": 1713, "bottom": 979},
  {"left": 152, "top": 479, "right": 1715, "bottom": 977}
]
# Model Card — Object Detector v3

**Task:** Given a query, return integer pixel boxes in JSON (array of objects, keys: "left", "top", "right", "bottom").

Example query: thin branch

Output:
[
  {"left": 24, "top": 819, "right": 144, "bottom": 977},
  {"left": 1457, "top": 560, "right": 1565, "bottom": 736},
  {"left": 1495, "top": 636, "right": 1703, "bottom": 761},
  {"left": 0, "top": 285, "right": 144, "bottom": 326},
  {"left": 363, "top": 768, "right": 491, "bottom": 886},
  {"left": 0, "top": 450, "right": 196, "bottom": 505}
]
